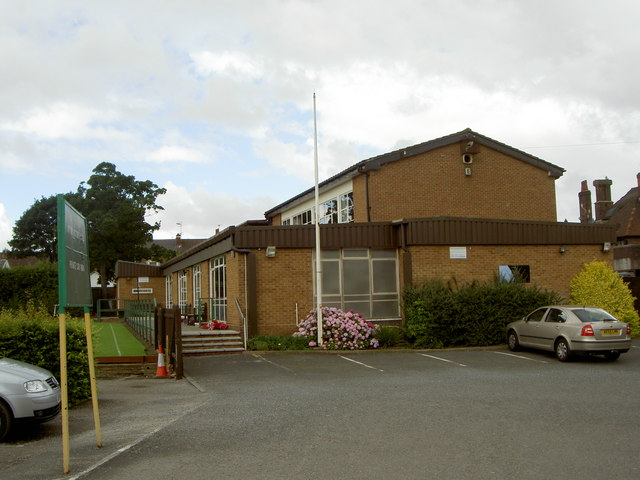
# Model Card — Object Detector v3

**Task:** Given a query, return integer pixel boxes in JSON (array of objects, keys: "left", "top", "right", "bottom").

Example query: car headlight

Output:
[{"left": 24, "top": 380, "right": 48, "bottom": 393}]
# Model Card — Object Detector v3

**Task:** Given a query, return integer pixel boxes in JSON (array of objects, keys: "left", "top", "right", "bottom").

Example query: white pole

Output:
[{"left": 313, "top": 92, "right": 323, "bottom": 346}]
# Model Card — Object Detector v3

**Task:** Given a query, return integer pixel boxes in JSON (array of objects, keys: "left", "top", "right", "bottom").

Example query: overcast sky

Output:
[{"left": 1, "top": 0, "right": 639, "bottom": 250}]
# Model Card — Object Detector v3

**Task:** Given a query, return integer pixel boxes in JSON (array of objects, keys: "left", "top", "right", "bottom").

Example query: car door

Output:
[
  {"left": 538, "top": 307, "right": 566, "bottom": 351},
  {"left": 518, "top": 308, "right": 548, "bottom": 348}
]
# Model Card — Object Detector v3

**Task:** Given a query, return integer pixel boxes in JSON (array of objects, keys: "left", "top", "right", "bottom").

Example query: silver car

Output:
[
  {"left": 0, "top": 356, "right": 61, "bottom": 441},
  {"left": 506, "top": 306, "right": 631, "bottom": 361}
]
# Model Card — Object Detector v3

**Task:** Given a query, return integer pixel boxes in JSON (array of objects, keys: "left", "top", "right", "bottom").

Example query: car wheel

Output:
[
  {"left": 507, "top": 330, "right": 520, "bottom": 351},
  {"left": 555, "top": 338, "right": 571, "bottom": 362},
  {"left": 0, "top": 401, "right": 12, "bottom": 442},
  {"left": 604, "top": 351, "right": 621, "bottom": 361}
]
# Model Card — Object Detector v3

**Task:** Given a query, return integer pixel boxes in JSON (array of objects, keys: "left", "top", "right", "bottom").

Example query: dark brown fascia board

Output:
[{"left": 264, "top": 128, "right": 566, "bottom": 218}]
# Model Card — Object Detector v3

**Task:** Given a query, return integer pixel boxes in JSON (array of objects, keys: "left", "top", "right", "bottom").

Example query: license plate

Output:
[{"left": 602, "top": 329, "right": 620, "bottom": 335}]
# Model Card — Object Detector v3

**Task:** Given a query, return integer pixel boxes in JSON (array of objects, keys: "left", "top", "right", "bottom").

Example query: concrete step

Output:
[{"left": 181, "top": 327, "right": 244, "bottom": 356}]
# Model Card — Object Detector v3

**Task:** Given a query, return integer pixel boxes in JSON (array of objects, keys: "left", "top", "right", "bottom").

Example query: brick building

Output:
[{"left": 115, "top": 129, "right": 615, "bottom": 337}]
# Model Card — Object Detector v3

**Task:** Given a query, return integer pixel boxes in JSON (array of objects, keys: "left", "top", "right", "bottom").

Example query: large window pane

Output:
[
  {"left": 372, "top": 300, "right": 399, "bottom": 318},
  {"left": 322, "top": 261, "right": 340, "bottom": 295},
  {"left": 372, "top": 260, "right": 397, "bottom": 293},
  {"left": 343, "top": 259, "right": 369, "bottom": 294}
]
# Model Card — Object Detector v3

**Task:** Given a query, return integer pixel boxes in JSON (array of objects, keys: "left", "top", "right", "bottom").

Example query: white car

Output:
[
  {"left": 506, "top": 306, "right": 632, "bottom": 361},
  {"left": 0, "top": 356, "right": 61, "bottom": 441}
]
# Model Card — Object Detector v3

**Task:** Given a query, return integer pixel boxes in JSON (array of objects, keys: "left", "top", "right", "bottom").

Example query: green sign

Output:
[{"left": 57, "top": 195, "right": 92, "bottom": 309}]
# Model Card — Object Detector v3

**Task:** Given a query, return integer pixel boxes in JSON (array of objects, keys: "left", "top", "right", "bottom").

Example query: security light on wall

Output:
[
  {"left": 603, "top": 242, "right": 611, "bottom": 252},
  {"left": 266, "top": 246, "right": 276, "bottom": 257}
]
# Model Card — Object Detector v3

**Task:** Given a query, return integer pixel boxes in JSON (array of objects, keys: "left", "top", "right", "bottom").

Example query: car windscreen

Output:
[{"left": 571, "top": 308, "right": 617, "bottom": 323}]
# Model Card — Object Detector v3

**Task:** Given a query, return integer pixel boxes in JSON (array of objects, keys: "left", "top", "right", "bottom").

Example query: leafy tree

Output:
[
  {"left": 8, "top": 193, "right": 79, "bottom": 262},
  {"left": 569, "top": 260, "right": 640, "bottom": 336},
  {"left": 8, "top": 163, "right": 166, "bottom": 300},
  {"left": 76, "top": 162, "right": 166, "bottom": 298}
]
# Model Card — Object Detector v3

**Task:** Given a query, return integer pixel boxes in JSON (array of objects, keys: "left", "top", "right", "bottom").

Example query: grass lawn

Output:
[{"left": 92, "top": 322, "right": 147, "bottom": 357}]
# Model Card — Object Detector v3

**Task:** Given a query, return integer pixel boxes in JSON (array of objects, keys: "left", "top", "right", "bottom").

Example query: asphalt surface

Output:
[
  {"left": 0, "top": 375, "right": 207, "bottom": 480},
  {"left": 2, "top": 343, "right": 640, "bottom": 479}
]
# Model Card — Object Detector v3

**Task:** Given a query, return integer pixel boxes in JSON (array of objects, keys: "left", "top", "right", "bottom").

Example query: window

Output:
[
  {"left": 209, "top": 255, "right": 227, "bottom": 321},
  {"left": 292, "top": 210, "right": 312, "bottom": 225},
  {"left": 315, "top": 248, "right": 399, "bottom": 319},
  {"left": 282, "top": 191, "right": 353, "bottom": 225},
  {"left": 526, "top": 308, "right": 547, "bottom": 322},
  {"left": 165, "top": 275, "right": 173, "bottom": 307},
  {"left": 178, "top": 270, "right": 188, "bottom": 313},
  {"left": 319, "top": 199, "right": 338, "bottom": 224},
  {"left": 498, "top": 265, "right": 531, "bottom": 283},
  {"left": 340, "top": 192, "right": 354, "bottom": 223},
  {"left": 546, "top": 308, "right": 567, "bottom": 323},
  {"left": 193, "top": 264, "right": 201, "bottom": 308}
]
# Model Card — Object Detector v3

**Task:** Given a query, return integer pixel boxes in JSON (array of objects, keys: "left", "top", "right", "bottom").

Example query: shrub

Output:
[
  {"left": 0, "top": 263, "right": 58, "bottom": 313},
  {"left": 294, "top": 307, "right": 380, "bottom": 350},
  {"left": 0, "top": 305, "right": 91, "bottom": 405},
  {"left": 403, "top": 278, "right": 561, "bottom": 348},
  {"left": 569, "top": 260, "right": 640, "bottom": 336},
  {"left": 247, "top": 335, "right": 311, "bottom": 351},
  {"left": 374, "top": 326, "right": 406, "bottom": 348}
]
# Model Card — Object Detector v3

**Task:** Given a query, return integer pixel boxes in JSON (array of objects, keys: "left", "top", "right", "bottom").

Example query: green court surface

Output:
[{"left": 92, "top": 322, "right": 147, "bottom": 357}]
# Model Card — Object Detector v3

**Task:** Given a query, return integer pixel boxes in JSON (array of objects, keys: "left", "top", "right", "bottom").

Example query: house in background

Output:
[
  {"left": 116, "top": 129, "right": 615, "bottom": 338},
  {"left": 579, "top": 173, "right": 640, "bottom": 307}
]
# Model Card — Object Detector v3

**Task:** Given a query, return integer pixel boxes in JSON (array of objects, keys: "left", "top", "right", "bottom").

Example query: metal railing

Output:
[{"left": 123, "top": 298, "right": 157, "bottom": 345}]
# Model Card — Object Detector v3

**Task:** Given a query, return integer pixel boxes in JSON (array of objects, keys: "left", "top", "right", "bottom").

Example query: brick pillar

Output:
[
  {"left": 578, "top": 180, "right": 593, "bottom": 224},
  {"left": 593, "top": 178, "right": 613, "bottom": 221}
]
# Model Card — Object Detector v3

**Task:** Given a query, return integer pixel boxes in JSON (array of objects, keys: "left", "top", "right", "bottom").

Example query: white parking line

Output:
[
  {"left": 418, "top": 353, "right": 467, "bottom": 367},
  {"left": 339, "top": 355, "right": 384, "bottom": 372},
  {"left": 251, "top": 353, "right": 294, "bottom": 372},
  {"left": 493, "top": 351, "right": 549, "bottom": 363}
]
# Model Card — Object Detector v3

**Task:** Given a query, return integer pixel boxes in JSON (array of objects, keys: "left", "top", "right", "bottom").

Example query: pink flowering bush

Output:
[
  {"left": 293, "top": 307, "right": 380, "bottom": 350},
  {"left": 199, "top": 320, "right": 229, "bottom": 330}
]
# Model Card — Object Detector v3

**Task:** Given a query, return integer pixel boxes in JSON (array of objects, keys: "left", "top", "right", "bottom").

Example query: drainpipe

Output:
[{"left": 392, "top": 219, "right": 411, "bottom": 328}]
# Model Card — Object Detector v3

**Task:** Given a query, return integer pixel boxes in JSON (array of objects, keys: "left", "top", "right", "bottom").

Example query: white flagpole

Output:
[{"left": 313, "top": 92, "right": 323, "bottom": 346}]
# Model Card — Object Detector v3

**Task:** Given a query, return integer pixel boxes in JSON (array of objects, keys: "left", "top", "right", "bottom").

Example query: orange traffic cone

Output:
[{"left": 155, "top": 345, "right": 168, "bottom": 377}]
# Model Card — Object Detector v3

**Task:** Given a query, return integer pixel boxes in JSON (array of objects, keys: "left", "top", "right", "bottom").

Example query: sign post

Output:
[{"left": 57, "top": 195, "right": 102, "bottom": 473}]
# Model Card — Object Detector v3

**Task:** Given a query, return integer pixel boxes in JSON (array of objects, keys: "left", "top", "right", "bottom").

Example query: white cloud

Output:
[
  {"left": 153, "top": 181, "right": 277, "bottom": 239},
  {"left": 2, "top": 102, "right": 128, "bottom": 140},
  {"left": 190, "top": 51, "right": 264, "bottom": 81},
  {"left": 147, "top": 145, "right": 208, "bottom": 164}
]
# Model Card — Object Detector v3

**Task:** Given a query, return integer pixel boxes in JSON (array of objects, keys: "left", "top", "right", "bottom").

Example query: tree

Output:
[
  {"left": 76, "top": 162, "right": 166, "bottom": 298},
  {"left": 8, "top": 162, "right": 166, "bottom": 300},
  {"left": 9, "top": 193, "right": 80, "bottom": 262},
  {"left": 569, "top": 260, "right": 640, "bottom": 336}
]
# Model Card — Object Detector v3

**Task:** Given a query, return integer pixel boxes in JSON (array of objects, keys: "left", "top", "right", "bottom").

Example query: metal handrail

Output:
[{"left": 234, "top": 298, "right": 248, "bottom": 350}]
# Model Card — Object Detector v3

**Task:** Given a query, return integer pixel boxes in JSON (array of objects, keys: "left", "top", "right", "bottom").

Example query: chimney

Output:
[
  {"left": 593, "top": 178, "right": 613, "bottom": 221},
  {"left": 637, "top": 172, "right": 640, "bottom": 188},
  {"left": 578, "top": 180, "right": 593, "bottom": 224},
  {"left": 175, "top": 232, "right": 182, "bottom": 250}
]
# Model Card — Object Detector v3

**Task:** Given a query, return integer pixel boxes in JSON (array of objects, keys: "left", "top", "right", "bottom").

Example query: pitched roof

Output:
[
  {"left": 264, "top": 128, "right": 565, "bottom": 218},
  {"left": 603, "top": 183, "right": 640, "bottom": 239}
]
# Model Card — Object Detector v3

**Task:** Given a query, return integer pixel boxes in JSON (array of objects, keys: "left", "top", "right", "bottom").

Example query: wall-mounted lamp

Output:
[
  {"left": 266, "top": 246, "right": 276, "bottom": 258},
  {"left": 603, "top": 242, "right": 611, "bottom": 252},
  {"left": 559, "top": 247, "right": 566, "bottom": 254}
]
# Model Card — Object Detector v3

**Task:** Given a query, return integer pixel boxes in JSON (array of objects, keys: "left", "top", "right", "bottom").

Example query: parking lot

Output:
[{"left": 3, "top": 344, "right": 640, "bottom": 480}]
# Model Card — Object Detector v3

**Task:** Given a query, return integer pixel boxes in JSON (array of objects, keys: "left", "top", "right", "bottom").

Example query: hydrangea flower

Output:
[{"left": 293, "top": 307, "right": 380, "bottom": 350}]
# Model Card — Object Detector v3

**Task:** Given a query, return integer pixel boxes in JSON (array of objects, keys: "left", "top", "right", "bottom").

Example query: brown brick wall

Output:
[
  {"left": 116, "top": 276, "right": 165, "bottom": 306},
  {"left": 253, "top": 248, "right": 314, "bottom": 336},
  {"left": 354, "top": 143, "right": 558, "bottom": 223},
  {"left": 409, "top": 244, "right": 612, "bottom": 300}
]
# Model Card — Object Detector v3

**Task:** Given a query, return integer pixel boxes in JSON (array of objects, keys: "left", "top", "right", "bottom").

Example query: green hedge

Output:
[
  {"left": 247, "top": 335, "right": 312, "bottom": 351},
  {"left": 0, "top": 263, "right": 58, "bottom": 313},
  {"left": 403, "top": 279, "right": 561, "bottom": 348},
  {"left": 0, "top": 306, "right": 91, "bottom": 405}
]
